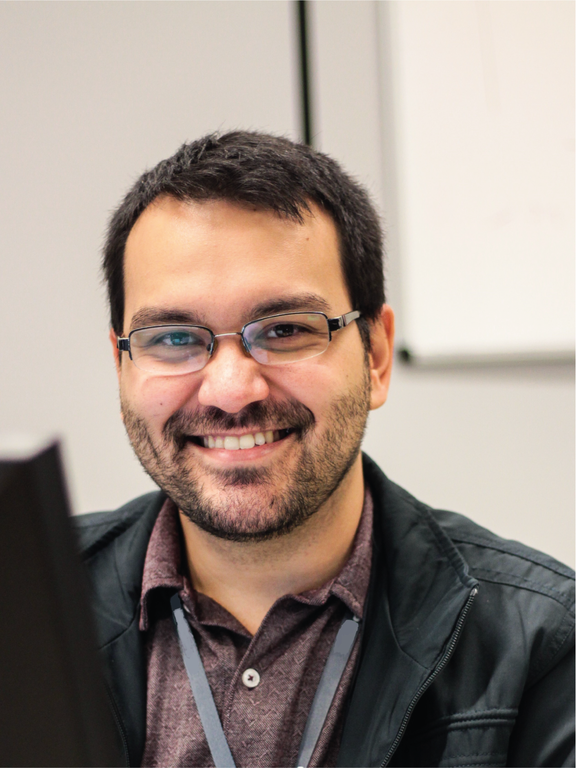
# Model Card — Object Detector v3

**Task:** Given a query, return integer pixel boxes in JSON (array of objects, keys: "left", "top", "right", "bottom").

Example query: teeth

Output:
[
  {"left": 239, "top": 434, "right": 255, "bottom": 450},
  {"left": 200, "top": 430, "right": 288, "bottom": 449}
]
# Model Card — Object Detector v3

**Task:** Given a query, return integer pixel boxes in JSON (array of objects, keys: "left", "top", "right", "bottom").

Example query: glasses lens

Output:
[
  {"left": 243, "top": 313, "right": 329, "bottom": 365},
  {"left": 129, "top": 326, "right": 212, "bottom": 374}
]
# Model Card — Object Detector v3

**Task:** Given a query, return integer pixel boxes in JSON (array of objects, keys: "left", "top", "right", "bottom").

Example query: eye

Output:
[
  {"left": 152, "top": 331, "right": 193, "bottom": 346},
  {"left": 249, "top": 318, "right": 324, "bottom": 349},
  {"left": 144, "top": 329, "right": 207, "bottom": 350},
  {"left": 264, "top": 323, "right": 308, "bottom": 339}
]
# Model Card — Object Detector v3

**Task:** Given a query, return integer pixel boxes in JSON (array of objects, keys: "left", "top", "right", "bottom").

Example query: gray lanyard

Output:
[{"left": 170, "top": 593, "right": 360, "bottom": 768}]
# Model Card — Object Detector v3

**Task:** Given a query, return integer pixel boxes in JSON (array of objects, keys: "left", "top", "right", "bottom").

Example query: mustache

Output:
[{"left": 163, "top": 399, "right": 315, "bottom": 446}]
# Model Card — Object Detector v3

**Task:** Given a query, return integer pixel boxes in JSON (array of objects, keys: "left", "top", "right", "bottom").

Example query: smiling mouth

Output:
[{"left": 187, "top": 428, "right": 295, "bottom": 451}]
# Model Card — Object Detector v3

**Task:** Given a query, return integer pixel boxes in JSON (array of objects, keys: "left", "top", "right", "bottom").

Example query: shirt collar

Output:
[
  {"left": 139, "top": 497, "right": 183, "bottom": 631},
  {"left": 290, "top": 489, "right": 373, "bottom": 619},
  {"left": 139, "top": 486, "right": 373, "bottom": 631}
]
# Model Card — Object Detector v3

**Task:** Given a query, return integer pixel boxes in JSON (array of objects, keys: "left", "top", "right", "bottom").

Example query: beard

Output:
[{"left": 121, "top": 371, "right": 371, "bottom": 543}]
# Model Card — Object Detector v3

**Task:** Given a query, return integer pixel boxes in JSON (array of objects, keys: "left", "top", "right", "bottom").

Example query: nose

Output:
[{"left": 196, "top": 334, "right": 270, "bottom": 414}]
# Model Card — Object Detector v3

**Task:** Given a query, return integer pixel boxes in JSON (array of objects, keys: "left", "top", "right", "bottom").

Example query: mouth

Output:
[{"left": 187, "top": 427, "right": 296, "bottom": 451}]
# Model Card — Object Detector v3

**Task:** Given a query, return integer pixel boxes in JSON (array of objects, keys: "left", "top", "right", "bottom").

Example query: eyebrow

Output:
[
  {"left": 129, "top": 308, "right": 205, "bottom": 331},
  {"left": 248, "top": 294, "right": 332, "bottom": 319},
  {"left": 128, "top": 293, "right": 333, "bottom": 332}
]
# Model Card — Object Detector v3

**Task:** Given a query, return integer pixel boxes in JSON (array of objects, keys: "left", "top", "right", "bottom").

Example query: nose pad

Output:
[{"left": 211, "top": 332, "right": 252, "bottom": 360}]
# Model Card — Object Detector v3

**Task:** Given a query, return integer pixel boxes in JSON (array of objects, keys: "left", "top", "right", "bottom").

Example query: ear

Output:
[
  {"left": 109, "top": 328, "right": 122, "bottom": 380},
  {"left": 109, "top": 329, "right": 125, "bottom": 421},
  {"left": 367, "top": 305, "right": 395, "bottom": 411}
]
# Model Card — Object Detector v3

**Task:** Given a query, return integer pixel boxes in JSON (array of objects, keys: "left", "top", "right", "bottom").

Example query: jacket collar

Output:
[{"left": 337, "top": 455, "right": 478, "bottom": 766}]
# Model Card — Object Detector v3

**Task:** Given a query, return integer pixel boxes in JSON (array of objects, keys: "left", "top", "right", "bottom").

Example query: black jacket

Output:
[{"left": 76, "top": 455, "right": 575, "bottom": 767}]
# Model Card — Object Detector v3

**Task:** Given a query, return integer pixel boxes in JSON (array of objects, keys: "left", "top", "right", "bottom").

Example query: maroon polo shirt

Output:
[{"left": 140, "top": 489, "right": 373, "bottom": 767}]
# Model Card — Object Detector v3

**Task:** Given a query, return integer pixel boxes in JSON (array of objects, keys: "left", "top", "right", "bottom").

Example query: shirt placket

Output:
[{"left": 219, "top": 601, "right": 340, "bottom": 768}]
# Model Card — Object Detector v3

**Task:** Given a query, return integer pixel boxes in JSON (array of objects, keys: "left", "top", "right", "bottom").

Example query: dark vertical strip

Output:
[{"left": 297, "top": 0, "right": 313, "bottom": 146}]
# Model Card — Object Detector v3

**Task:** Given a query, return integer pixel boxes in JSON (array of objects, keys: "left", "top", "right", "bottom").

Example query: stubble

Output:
[{"left": 121, "top": 371, "right": 371, "bottom": 542}]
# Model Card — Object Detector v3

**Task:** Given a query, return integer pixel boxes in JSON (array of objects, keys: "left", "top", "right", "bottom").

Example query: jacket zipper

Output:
[
  {"left": 380, "top": 586, "right": 478, "bottom": 767},
  {"left": 104, "top": 679, "right": 132, "bottom": 767}
]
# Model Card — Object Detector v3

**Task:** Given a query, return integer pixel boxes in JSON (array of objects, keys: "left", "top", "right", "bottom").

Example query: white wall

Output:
[
  {"left": 1, "top": 1, "right": 573, "bottom": 567},
  {"left": 0, "top": 0, "right": 299, "bottom": 511}
]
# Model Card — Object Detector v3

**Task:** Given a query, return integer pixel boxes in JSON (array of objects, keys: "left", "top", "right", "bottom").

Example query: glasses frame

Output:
[{"left": 117, "top": 310, "right": 361, "bottom": 374}]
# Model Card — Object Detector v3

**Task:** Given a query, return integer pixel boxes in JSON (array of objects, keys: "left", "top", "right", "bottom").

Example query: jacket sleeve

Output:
[{"left": 507, "top": 639, "right": 575, "bottom": 767}]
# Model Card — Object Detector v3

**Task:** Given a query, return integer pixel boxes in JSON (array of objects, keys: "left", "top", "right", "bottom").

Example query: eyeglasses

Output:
[{"left": 117, "top": 310, "right": 361, "bottom": 375}]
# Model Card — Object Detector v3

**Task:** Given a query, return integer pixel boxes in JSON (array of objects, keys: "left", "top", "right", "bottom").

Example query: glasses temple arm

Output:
[{"left": 328, "top": 310, "right": 361, "bottom": 333}]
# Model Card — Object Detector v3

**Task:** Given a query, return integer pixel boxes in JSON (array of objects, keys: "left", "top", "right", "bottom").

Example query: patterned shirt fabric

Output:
[{"left": 140, "top": 489, "right": 373, "bottom": 768}]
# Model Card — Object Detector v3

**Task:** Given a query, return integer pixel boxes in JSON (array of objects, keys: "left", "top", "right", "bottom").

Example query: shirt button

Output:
[{"left": 241, "top": 668, "right": 260, "bottom": 688}]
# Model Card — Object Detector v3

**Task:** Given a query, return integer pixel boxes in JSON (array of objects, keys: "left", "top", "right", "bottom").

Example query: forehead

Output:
[{"left": 123, "top": 196, "right": 350, "bottom": 329}]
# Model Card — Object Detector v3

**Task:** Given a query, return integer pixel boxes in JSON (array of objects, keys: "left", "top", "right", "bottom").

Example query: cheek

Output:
[
  {"left": 267, "top": 364, "right": 345, "bottom": 416},
  {"left": 121, "top": 371, "right": 198, "bottom": 424}
]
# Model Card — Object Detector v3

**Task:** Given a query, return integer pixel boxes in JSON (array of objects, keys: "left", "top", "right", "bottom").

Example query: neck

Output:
[{"left": 179, "top": 456, "right": 365, "bottom": 635}]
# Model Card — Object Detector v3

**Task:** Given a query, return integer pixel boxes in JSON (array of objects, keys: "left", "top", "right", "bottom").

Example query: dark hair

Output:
[{"left": 102, "top": 131, "right": 385, "bottom": 347}]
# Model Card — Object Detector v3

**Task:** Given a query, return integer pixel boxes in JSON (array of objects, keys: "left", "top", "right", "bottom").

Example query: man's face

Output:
[{"left": 115, "top": 196, "right": 387, "bottom": 541}]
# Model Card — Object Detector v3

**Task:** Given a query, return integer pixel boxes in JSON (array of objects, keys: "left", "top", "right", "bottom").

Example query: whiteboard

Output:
[{"left": 379, "top": 1, "right": 574, "bottom": 362}]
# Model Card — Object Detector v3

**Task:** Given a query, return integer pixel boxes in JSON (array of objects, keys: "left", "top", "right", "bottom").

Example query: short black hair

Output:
[{"left": 103, "top": 131, "right": 385, "bottom": 347}]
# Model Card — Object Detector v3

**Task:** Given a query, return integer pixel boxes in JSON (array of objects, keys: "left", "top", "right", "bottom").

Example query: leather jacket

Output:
[{"left": 76, "top": 454, "right": 575, "bottom": 767}]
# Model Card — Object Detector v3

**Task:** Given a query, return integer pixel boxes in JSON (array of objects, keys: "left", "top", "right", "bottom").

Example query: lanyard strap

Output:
[
  {"left": 295, "top": 611, "right": 360, "bottom": 768},
  {"left": 171, "top": 594, "right": 236, "bottom": 767},
  {"left": 170, "top": 593, "right": 360, "bottom": 768}
]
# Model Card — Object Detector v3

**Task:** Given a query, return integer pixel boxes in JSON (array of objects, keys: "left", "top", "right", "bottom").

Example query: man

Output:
[{"left": 77, "top": 132, "right": 574, "bottom": 767}]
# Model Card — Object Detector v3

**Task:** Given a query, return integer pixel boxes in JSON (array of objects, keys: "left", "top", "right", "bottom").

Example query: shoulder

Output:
[
  {"left": 73, "top": 490, "right": 166, "bottom": 559},
  {"left": 432, "top": 506, "right": 574, "bottom": 609},
  {"left": 363, "top": 451, "right": 574, "bottom": 608},
  {"left": 72, "top": 491, "right": 167, "bottom": 646},
  {"left": 434, "top": 507, "right": 574, "bottom": 679},
  {"left": 364, "top": 452, "right": 574, "bottom": 689}
]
